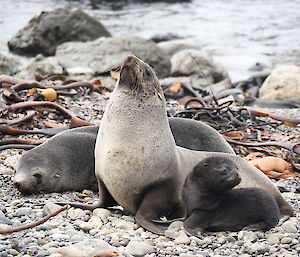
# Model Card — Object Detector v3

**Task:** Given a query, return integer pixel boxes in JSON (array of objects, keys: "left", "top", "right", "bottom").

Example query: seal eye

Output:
[
  {"left": 33, "top": 173, "right": 42, "bottom": 184},
  {"left": 202, "top": 163, "right": 209, "bottom": 167}
]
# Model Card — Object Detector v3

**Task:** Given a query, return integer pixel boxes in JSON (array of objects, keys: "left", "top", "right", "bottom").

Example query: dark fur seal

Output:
[
  {"left": 182, "top": 156, "right": 280, "bottom": 235},
  {"left": 14, "top": 118, "right": 233, "bottom": 194}
]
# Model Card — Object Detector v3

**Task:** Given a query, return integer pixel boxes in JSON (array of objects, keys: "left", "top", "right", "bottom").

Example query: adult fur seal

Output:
[
  {"left": 14, "top": 126, "right": 100, "bottom": 194},
  {"left": 14, "top": 118, "right": 234, "bottom": 194},
  {"left": 88, "top": 55, "right": 292, "bottom": 234},
  {"left": 182, "top": 156, "right": 280, "bottom": 235}
]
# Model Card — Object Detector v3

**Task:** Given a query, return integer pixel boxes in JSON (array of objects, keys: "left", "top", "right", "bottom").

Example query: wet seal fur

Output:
[
  {"left": 14, "top": 118, "right": 234, "bottom": 194},
  {"left": 182, "top": 156, "right": 280, "bottom": 235},
  {"left": 91, "top": 55, "right": 292, "bottom": 234}
]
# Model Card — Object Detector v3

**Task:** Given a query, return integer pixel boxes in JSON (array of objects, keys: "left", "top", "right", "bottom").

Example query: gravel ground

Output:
[{"left": 0, "top": 92, "right": 299, "bottom": 257}]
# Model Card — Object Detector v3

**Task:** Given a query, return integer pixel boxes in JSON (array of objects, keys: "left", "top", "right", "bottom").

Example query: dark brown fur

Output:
[{"left": 182, "top": 156, "right": 280, "bottom": 235}]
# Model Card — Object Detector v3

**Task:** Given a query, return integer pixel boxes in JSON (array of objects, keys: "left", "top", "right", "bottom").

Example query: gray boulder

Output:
[
  {"left": 18, "top": 54, "right": 64, "bottom": 78},
  {"left": 0, "top": 53, "right": 21, "bottom": 75},
  {"left": 158, "top": 39, "right": 199, "bottom": 57},
  {"left": 56, "top": 36, "right": 171, "bottom": 78},
  {"left": 8, "top": 6, "right": 111, "bottom": 56},
  {"left": 259, "top": 65, "right": 300, "bottom": 100},
  {"left": 170, "top": 49, "right": 228, "bottom": 83}
]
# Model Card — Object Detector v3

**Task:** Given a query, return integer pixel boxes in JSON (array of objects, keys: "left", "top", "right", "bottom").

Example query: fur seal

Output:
[
  {"left": 14, "top": 117, "right": 234, "bottom": 194},
  {"left": 182, "top": 156, "right": 280, "bottom": 235},
  {"left": 91, "top": 55, "right": 292, "bottom": 234},
  {"left": 14, "top": 126, "right": 100, "bottom": 194}
]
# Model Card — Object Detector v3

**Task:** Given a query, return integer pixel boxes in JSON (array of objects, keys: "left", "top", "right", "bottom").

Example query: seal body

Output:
[
  {"left": 182, "top": 156, "right": 280, "bottom": 235},
  {"left": 14, "top": 117, "right": 233, "bottom": 194},
  {"left": 14, "top": 126, "right": 99, "bottom": 193},
  {"left": 95, "top": 55, "right": 292, "bottom": 234}
]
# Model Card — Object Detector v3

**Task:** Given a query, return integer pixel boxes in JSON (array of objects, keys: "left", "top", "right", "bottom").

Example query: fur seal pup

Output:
[
  {"left": 91, "top": 55, "right": 292, "bottom": 234},
  {"left": 182, "top": 156, "right": 280, "bottom": 235},
  {"left": 14, "top": 117, "right": 233, "bottom": 194}
]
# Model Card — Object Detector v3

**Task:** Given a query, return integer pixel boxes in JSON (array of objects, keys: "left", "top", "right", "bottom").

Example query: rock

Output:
[
  {"left": 19, "top": 54, "right": 63, "bottom": 77},
  {"left": 0, "top": 168, "right": 14, "bottom": 175},
  {"left": 151, "top": 33, "right": 181, "bottom": 43},
  {"left": 281, "top": 237, "right": 292, "bottom": 244},
  {"left": 4, "top": 155, "right": 21, "bottom": 168},
  {"left": 0, "top": 53, "right": 21, "bottom": 75},
  {"left": 266, "top": 233, "right": 281, "bottom": 245},
  {"left": 56, "top": 36, "right": 171, "bottom": 78},
  {"left": 125, "top": 240, "right": 156, "bottom": 256},
  {"left": 8, "top": 6, "right": 111, "bottom": 56},
  {"left": 158, "top": 39, "right": 199, "bottom": 57},
  {"left": 174, "top": 233, "right": 191, "bottom": 245},
  {"left": 238, "top": 231, "right": 257, "bottom": 243},
  {"left": 0, "top": 211, "right": 12, "bottom": 225},
  {"left": 86, "top": 216, "right": 103, "bottom": 229},
  {"left": 115, "top": 220, "right": 135, "bottom": 230},
  {"left": 93, "top": 208, "right": 112, "bottom": 222},
  {"left": 67, "top": 208, "right": 86, "bottom": 220},
  {"left": 43, "top": 203, "right": 62, "bottom": 216},
  {"left": 281, "top": 221, "right": 297, "bottom": 233},
  {"left": 168, "top": 221, "right": 184, "bottom": 231},
  {"left": 15, "top": 207, "right": 32, "bottom": 216},
  {"left": 259, "top": 65, "right": 300, "bottom": 100},
  {"left": 56, "top": 239, "right": 115, "bottom": 257},
  {"left": 170, "top": 49, "right": 227, "bottom": 83}
]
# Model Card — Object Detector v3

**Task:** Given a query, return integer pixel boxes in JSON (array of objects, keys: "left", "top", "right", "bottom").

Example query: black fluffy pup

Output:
[{"left": 182, "top": 156, "right": 280, "bottom": 236}]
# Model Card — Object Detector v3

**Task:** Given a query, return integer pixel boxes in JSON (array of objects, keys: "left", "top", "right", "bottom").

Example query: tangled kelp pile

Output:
[{"left": 0, "top": 73, "right": 300, "bottom": 180}]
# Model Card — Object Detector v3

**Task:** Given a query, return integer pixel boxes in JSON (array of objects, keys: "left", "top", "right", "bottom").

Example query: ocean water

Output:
[{"left": 1, "top": 0, "right": 299, "bottom": 81}]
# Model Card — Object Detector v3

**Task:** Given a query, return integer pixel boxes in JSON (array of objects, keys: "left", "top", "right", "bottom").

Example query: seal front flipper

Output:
[
  {"left": 135, "top": 182, "right": 185, "bottom": 235},
  {"left": 56, "top": 178, "right": 116, "bottom": 210}
]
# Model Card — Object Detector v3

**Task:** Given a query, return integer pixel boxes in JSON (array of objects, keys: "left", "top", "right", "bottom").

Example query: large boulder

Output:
[
  {"left": 170, "top": 49, "right": 228, "bottom": 83},
  {"left": 259, "top": 65, "right": 300, "bottom": 100},
  {"left": 56, "top": 36, "right": 171, "bottom": 78},
  {"left": 0, "top": 53, "right": 21, "bottom": 75},
  {"left": 17, "top": 54, "right": 64, "bottom": 78},
  {"left": 8, "top": 7, "right": 111, "bottom": 56}
]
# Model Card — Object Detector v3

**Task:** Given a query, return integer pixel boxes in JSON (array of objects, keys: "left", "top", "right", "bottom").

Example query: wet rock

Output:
[
  {"left": 18, "top": 54, "right": 64, "bottom": 78},
  {"left": 8, "top": 6, "right": 111, "bottom": 56},
  {"left": 259, "top": 65, "right": 300, "bottom": 100},
  {"left": 43, "top": 203, "right": 62, "bottom": 216},
  {"left": 56, "top": 36, "right": 171, "bottom": 78},
  {"left": 170, "top": 49, "right": 228, "bottom": 83},
  {"left": 56, "top": 239, "right": 115, "bottom": 257},
  {"left": 125, "top": 240, "right": 156, "bottom": 256},
  {"left": 0, "top": 53, "right": 21, "bottom": 75}
]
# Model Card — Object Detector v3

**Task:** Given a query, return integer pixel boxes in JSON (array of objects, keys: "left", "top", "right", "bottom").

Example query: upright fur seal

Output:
[
  {"left": 182, "top": 156, "right": 280, "bottom": 235},
  {"left": 14, "top": 118, "right": 234, "bottom": 194},
  {"left": 91, "top": 55, "right": 292, "bottom": 234}
]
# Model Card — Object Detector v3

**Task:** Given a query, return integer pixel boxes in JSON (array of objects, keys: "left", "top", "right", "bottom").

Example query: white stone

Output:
[
  {"left": 281, "top": 221, "right": 297, "bottom": 233},
  {"left": 43, "top": 203, "right": 62, "bottom": 216},
  {"left": 174, "top": 233, "right": 191, "bottom": 245},
  {"left": 56, "top": 239, "right": 115, "bottom": 257},
  {"left": 125, "top": 240, "right": 156, "bottom": 256},
  {"left": 67, "top": 208, "right": 86, "bottom": 220},
  {"left": 93, "top": 208, "right": 112, "bottom": 221},
  {"left": 4, "top": 155, "right": 21, "bottom": 168},
  {"left": 259, "top": 65, "right": 300, "bottom": 100}
]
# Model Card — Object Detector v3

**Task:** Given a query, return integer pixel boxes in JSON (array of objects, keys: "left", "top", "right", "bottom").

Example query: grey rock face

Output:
[
  {"left": 56, "top": 36, "right": 171, "bottom": 78},
  {"left": 8, "top": 6, "right": 111, "bottom": 56},
  {"left": 0, "top": 53, "right": 21, "bottom": 75}
]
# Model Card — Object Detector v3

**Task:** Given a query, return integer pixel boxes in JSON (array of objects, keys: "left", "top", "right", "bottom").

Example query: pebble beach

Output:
[{"left": 0, "top": 92, "right": 299, "bottom": 257}]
